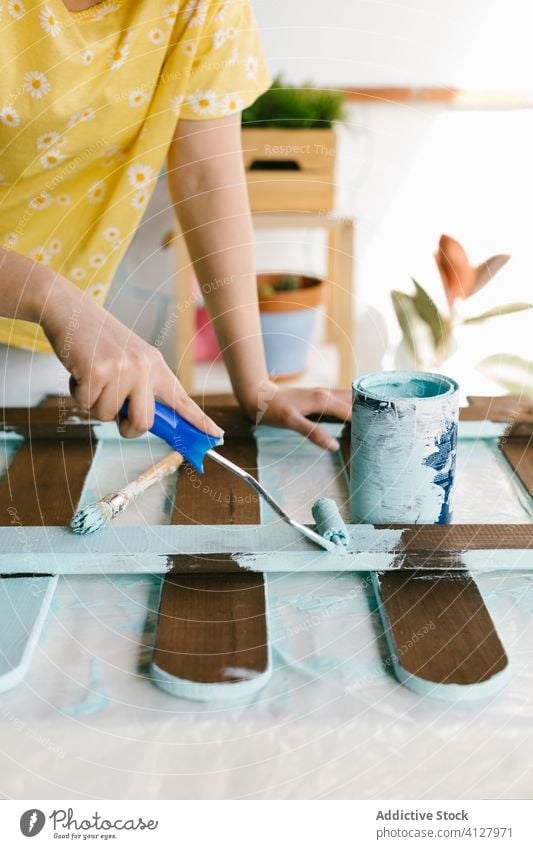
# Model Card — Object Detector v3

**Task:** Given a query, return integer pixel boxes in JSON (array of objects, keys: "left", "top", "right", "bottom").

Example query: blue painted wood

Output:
[{"left": 0, "top": 576, "right": 58, "bottom": 693}]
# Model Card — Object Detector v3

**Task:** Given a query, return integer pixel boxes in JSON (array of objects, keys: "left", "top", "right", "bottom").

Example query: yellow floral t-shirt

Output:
[{"left": 0, "top": 0, "right": 271, "bottom": 352}]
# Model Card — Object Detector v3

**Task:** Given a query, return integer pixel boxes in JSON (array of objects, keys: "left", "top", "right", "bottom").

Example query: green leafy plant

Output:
[
  {"left": 478, "top": 354, "right": 533, "bottom": 395},
  {"left": 391, "top": 234, "right": 532, "bottom": 367},
  {"left": 242, "top": 75, "right": 345, "bottom": 129}
]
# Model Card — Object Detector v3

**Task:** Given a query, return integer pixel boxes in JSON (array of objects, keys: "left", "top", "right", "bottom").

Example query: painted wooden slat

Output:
[
  {"left": 0, "top": 523, "right": 531, "bottom": 575},
  {"left": 0, "top": 437, "right": 94, "bottom": 692},
  {"left": 0, "top": 576, "right": 58, "bottom": 693},
  {"left": 0, "top": 523, "right": 531, "bottom": 574},
  {"left": 151, "top": 433, "right": 271, "bottom": 701},
  {"left": 373, "top": 570, "right": 509, "bottom": 700}
]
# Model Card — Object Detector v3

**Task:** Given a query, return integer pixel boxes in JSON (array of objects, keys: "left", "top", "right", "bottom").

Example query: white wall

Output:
[{"left": 253, "top": 0, "right": 533, "bottom": 89}]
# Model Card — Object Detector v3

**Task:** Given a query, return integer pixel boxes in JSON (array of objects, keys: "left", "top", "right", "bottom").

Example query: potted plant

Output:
[
  {"left": 241, "top": 76, "right": 345, "bottom": 212},
  {"left": 391, "top": 234, "right": 532, "bottom": 370},
  {"left": 257, "top": 273, "right": 325, "bottom": 379}
]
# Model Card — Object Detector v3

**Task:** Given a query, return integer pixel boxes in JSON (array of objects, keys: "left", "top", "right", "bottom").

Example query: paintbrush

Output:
[
  {"left": 71, "top": 450, "right": 184, "bottom": 535},
  {"left": 119, "top": 401, "right": 338, "bottom": 552}
]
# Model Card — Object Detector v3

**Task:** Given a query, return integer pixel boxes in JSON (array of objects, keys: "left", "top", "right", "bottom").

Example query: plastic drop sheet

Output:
[{"left": 0, "top": 426, "right": 532, "bottom": 800}]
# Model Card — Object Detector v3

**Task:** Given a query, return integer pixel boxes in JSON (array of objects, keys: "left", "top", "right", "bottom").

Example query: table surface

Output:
[{"left": 0, "top": 423, "right": 532, "bottom": 800}]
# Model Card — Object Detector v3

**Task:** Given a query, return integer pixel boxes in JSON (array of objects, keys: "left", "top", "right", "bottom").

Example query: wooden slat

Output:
[
  {"left": 501, "top": 439, "right": 533, "bottom": 497},
  {"left": 152, "top": 422, "right": 270, "bottom": 699},
  {"left": 344, "top": 402, "right": 515, "bottom": 697},
  {"left": 375, "top": 571, "right": 508, "bottom": 688},
  {"left": 463, "top": 395, "right": 533, "bottom": 437},
  {"left": 0, "top": 440, "right": 94, "bottom": 525},
  {"left": 0, "top": 426, "right": 94, "bottom": 693}
]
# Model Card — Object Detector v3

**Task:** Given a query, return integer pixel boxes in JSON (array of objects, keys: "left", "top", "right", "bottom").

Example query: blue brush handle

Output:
[{"left": 120, "top": 400, "right": 223, "bottom": 473}]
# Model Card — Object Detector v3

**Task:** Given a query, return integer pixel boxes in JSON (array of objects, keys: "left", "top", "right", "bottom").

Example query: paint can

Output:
[{"left": 350, "top": 370, "right": 459, "bottom": 524}]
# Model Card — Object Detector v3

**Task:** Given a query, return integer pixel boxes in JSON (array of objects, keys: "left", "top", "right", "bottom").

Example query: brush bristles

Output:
[{"left": 71, "top": 501, "right": 115, "bottom": 535}]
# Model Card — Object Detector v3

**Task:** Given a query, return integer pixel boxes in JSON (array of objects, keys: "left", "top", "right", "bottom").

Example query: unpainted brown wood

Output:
[
  {"left": 154, "top": 420, "right": 269, "bottom": 689},
  {"left": 155, "top": 573, "right": 269, "bottom": 684},
  {"left": 500, "top": 438, "right": 533, "bottom": 497},
  {"left": 0, "top": 439, "right": 94, "bottom": 526},
  {"left": 463, "top": 394, "right": 533, "bottom": 437},
  {"left": 376, "top": 571, "right": 508, "bottom": 686},
  {"left": 170, "top": 439, "right": 260, "bottom": 525},
  {"left": 394, "top": 523, "right": 533, "bottom": 552}
]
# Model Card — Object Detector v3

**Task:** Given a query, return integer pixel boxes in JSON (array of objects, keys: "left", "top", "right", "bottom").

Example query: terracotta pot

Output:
[{"left": 257, "top": 273, "right": 324, "bottom": 379}]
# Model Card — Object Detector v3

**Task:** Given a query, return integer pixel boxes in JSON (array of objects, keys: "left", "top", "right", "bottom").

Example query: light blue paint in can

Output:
[{"left": 350, "top": 370, "right": 459, "bottom": 525}]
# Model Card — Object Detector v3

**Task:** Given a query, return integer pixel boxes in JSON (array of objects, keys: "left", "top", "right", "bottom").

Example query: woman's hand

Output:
[
  {"left": 39, "top": 276, "right": 222, "bottom": 439},
  {"left": 243, "top": 381, "right": 352, "bottom": 451}
]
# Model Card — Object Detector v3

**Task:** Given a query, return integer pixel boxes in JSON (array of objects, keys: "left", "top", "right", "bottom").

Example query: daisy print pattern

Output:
[
  {"left": 24, "top": 71, "right": 51, "bottom": 99},
  {"left": 8, "top": 1, "right": 25, "bottom": 19},
  {"left": 215, "top": 1, "right": 232, "bottom": 22},
  {"left": 29, "top": 192, "right": 52, "bottom": 210},
  {"left": 180, "top": 41, "right": 197, "bottom": 58},
  {"left": 66, "top": 111, "right": 82, "bottom": 128},
  {"left": 170, "top": 95, "right": 184, "bottom": 116},
  {"left": 129, "top": 89, "right": 149, "bottom": 108},
  {"left": 221, "top": 92, "right": 244, "bottom": 115},
  {"left": 227, "top": 46, "right": 239, "bottom": 66},
  {"left": 110, "top": 43, "right": 129, "bottom": 70},
  {"left": 103, "top": 226, "right": 121, "bottom": 245},
  {"left": 148, "top": 28, "right": 165, "bottom": 45},
  {"left": 188, "top": 90, "right": 218, "bottom": 116},
  {"left": 37, "top": 131, "right": 62, "bottom": 150},
  {"left": 163, "top": 3, "right": 178, "bottom": 25},
  {"left": 89, "top": 253, "right": 106, "bottom": 269},
  {"left": 80, "top": 107, "right": 96, "bottom": 122},
  {"left": 87, "top": 283, "right": 107, "bottom": 299},
  {"left": 127, "top": 162, "right": 154, "bottom": 188},
  {"left": 87, "top": 181, "right": 106, "bottom": 203},
  {"left": 40, "top": 148, "right": 65, "bottom": 169},
  {"left": 0, "top": 107, "right": 20, "bottom": 127},
  {"left": 131, "top": 189, "right": 149, "bottom": 210},
  {"left": 30, "top": 245, "right": 52, "bottom": 264},
  {"left": 213, "top": 29, "right": 226, "bottom": 49},
  {"left": 0, "top": 0, "right": 273, "bottom": 354},
  {"left": 245, "top": 55, "right": 259, "bottom": 81},
  {"left": 39, "top": 6, "right": 61, "bottom": 37},
  {"left": 3, "top": 233, "right": 19, "bottom": 248},
  {"left": 183, "top": 0, "right": 208, "bottom": 27},
  {"left": 98, "top": 145, "right": 123, "bottom": 168}
]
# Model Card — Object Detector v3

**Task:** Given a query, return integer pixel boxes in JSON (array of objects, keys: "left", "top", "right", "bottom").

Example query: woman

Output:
[{"left": 0, "top": 0, "right": 351, "bottom": 448}]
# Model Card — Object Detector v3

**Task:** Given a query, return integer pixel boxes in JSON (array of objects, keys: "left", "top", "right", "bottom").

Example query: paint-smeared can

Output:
[{"left": 350, "top": 370, "right": 459, "bottom": 524}]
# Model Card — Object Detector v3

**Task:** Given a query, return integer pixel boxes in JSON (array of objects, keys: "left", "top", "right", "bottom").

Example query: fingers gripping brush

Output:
[{"left": 105, "top": 400, "right": 338, "bottom": 552}]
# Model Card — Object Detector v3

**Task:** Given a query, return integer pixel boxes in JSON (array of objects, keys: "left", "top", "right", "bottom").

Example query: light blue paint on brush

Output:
[
  {"left": 311, "top": 498, "right": 349, "bottom": 547},
  {"left": 350, "top": 370, "right": 459, "bottom": 525}
]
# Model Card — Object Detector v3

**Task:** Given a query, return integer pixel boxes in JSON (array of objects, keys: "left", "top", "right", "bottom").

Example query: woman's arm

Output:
[
  {"left": 167, "top": 114, "right": 351, "bottom": 450},
  {"left": 0, "top": 247, "right": 222, "bottom": 438}
]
